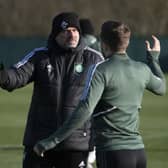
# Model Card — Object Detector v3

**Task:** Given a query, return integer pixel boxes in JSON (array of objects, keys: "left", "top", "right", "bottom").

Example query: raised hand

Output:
[
  {"left": 145, "top": 35, "right": 160, "bottom": 52},
  {"left": 145, "top": 35, "right": 160, "bottom": 62}
]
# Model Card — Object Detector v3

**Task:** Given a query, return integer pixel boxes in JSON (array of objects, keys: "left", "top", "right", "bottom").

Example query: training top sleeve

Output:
[{"left": 146, "top": 51, "right": 166, "bottom": 95}]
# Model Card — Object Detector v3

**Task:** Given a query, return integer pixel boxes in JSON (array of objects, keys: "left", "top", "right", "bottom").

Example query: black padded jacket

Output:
[{"left": 0, "top": 38, "right": 103, "bottom": 151}]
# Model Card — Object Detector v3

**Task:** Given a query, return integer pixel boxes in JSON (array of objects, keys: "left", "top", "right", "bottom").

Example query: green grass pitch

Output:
[{"left": 0, "top": 75, "right": 168, "bottom": 168}]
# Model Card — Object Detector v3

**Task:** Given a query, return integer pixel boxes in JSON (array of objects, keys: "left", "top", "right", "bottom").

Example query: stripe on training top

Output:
[
  {"left": 92, "top": 106, "right": 117, "bottom": 118},
  {"left": 80, "top": 61, "right": 103, "bottom": 101},
  {"left": 13, "top": 47, "right": 47, "bottom": 68}
]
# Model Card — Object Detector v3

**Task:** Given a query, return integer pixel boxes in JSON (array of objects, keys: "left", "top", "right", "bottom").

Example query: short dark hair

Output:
[{"left": 100, "top": 21, "right": 131, "bottom": 51}]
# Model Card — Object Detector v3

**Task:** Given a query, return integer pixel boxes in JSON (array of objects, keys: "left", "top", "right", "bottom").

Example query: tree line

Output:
[{"left": 0, "top": 0, "right": 168, "bottom": 36}]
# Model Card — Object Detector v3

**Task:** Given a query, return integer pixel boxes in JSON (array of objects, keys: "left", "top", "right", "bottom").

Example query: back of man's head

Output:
[{"left": 100, "top": 21, "right": 131, "bottom": 52}]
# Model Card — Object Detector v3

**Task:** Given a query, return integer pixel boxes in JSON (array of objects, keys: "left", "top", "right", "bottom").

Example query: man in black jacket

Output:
[{"left": 0, "top": 12, "right": 103, "bottom": 168}]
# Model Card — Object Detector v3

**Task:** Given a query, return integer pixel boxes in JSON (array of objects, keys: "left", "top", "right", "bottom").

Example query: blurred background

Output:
[
  {"left": 0, "top": 0, "right": 168, "bottom": 36},
  {"left": 0, "top": 0, "right": 168, "bottom": 167},
  {"left": 0, "top": 0, "right": 168, "bottom": 71}
]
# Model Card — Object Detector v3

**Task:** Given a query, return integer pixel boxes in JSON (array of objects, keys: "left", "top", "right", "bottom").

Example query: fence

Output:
[{"left": 0, "top": 36, "right": 168, "bottom": 72}]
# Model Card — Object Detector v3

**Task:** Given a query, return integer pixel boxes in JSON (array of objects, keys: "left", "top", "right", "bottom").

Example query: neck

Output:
[
  {"left": 110, "top": 50, "right": 126, "bottom": 55},
  {"left": 102, "top": 44, "right": 127, "bottom": 58},
  {"left": 115, "top": 51, "right": 126, "bottom": 54}
]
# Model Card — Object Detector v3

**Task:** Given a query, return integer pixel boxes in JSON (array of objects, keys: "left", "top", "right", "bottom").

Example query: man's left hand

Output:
[{"left": 33, "top": 142, "right": 46, "bottom": 157}]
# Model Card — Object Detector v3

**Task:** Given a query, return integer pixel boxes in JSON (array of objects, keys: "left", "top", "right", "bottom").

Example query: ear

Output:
[
  {"left": 101, "top": 41, "right": 109, "bottom": 51},
  {"left": 101, "top": 41, "right": 112, "bottom": 58}
]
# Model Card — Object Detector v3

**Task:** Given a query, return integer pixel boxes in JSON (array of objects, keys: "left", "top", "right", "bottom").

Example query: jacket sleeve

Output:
[
  {"left": 0, "top": 56, "right": 35, "bottom": 92},
  {"left": 146, "top": 51, "right": 166, "bottom": 95}
]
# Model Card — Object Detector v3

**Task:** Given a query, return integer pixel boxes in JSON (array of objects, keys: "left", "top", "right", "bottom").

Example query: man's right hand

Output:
[
  {"left": 145, "top": 35, "right": 160, "bottom": 52},
  {"left": 145, "top": 35, "right": 160, "bottom": 62}
]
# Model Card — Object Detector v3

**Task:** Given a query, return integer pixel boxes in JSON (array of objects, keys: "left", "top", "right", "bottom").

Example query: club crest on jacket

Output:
[{"left": 74, "top": 63, "right": 83, "bottom": 73}]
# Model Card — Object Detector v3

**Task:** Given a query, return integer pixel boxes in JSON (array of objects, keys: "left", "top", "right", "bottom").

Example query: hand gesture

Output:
[
  {"left": 145, "top": 35, "right": 160, "bottom": 52},
  {"left": 145, "top": 35, "right": 160, "bottom": 61}
]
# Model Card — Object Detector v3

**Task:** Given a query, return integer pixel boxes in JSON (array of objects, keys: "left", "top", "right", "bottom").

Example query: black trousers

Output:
[
  {"left": 96, "top": 149, "right": 147, "bottom": 168},
  {"left": 23, "top": 147, "right": 89, "bottom": 168}
]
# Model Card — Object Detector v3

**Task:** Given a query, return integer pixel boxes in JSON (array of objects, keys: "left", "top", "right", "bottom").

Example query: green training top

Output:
[{"left": 37, "top": 52, "right": 166, "bottom": 152}]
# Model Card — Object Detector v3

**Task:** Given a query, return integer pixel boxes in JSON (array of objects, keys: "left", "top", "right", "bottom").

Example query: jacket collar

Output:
[{"left": 108, "top": 52, "right": 130, "bottom": 60}]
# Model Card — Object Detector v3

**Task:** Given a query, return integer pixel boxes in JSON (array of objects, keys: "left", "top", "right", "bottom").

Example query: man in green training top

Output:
[{"left": 33, "top": 21, "right": 166, "bottom": 168}]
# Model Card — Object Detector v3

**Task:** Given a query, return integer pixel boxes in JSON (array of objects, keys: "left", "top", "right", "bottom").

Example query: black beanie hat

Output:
[{"left": 51, "top": 12, "right": 81, "bottom": 37}]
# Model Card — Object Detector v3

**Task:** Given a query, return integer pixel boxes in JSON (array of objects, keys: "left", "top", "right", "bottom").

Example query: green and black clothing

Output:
[{"left": 36, "top": 51, "right": 166, "bottom": 153}]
